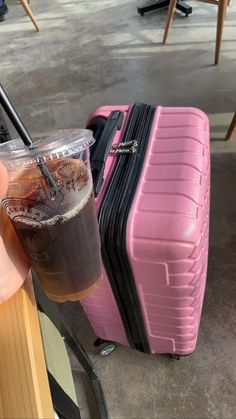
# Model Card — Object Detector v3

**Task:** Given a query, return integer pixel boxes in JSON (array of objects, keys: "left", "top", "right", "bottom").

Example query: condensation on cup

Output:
[{"left": 0, "top": 129, "right": 103, "bottom": 302}]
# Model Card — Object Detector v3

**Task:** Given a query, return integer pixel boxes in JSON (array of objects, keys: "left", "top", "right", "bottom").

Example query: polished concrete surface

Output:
[{"left": 1, "top": 0, "right": 236, "bottom": 417}]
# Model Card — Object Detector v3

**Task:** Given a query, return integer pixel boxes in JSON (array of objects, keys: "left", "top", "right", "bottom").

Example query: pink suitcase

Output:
[{"left": 81, "top": 103, "right": 210, "bottom": 356}]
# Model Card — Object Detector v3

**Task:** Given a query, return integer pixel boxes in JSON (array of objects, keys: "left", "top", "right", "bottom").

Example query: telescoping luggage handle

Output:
[{"left": 90, "top": 110, "right": 124, "bottom": 196}]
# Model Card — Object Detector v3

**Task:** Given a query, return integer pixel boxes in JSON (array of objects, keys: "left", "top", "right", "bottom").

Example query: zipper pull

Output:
[
  {"left": 110, "top": 144, "right": 138, "bottom": 155},
  {"left": 110, "top": 140, "right": 138, "bottom": 154},
  {"left": 112, "top": 140, "right": 138, "bottom": 149}
]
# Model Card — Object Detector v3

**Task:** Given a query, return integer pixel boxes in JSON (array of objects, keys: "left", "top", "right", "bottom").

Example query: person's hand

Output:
[{"left": 0, "top": 162, "right": 29, "bottom": 304}]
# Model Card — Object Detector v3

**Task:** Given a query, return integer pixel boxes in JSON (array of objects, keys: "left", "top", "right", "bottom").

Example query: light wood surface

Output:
[
  {"left": 215, "top": 0, "right": 228, "bottom": 64},
  {"left": 163, "top": 0, "right": 177, "bottom": 44},
  {"left": 225, "top": 112, "right": 236, "bottom": 140},
  {"left": 20, "top": 0, "right": 39, "bottom": 31},
  {"left": 0, "top": 275, "right": 54, "bottom": 419},
  {"left": 198, "top": 0, "right": 218, "bottom": 6}
]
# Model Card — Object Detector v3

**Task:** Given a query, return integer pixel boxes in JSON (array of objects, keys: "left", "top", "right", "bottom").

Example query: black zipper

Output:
[{"left": 98, "top": 103, "right": 156, "bottom": 352}]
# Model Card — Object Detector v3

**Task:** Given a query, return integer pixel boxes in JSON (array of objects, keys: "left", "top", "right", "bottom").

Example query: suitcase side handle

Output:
[{"left": 89, "top": 111, "right": 124, "bottom": 196}]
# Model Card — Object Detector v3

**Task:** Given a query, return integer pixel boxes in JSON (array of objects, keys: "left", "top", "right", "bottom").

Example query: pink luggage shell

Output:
[{"left": 81, "top": 105, "right": 210, "bottom": 355}]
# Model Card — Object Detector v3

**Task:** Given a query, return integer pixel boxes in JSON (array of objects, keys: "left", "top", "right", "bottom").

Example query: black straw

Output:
[{"left": 0, "top": 84, "right": 58, "bottom": 194}]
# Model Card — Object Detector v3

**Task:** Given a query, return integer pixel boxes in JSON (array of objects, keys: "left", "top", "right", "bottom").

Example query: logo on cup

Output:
[{"left": 2, "top": 198, "right": 64, "bottom": 262}]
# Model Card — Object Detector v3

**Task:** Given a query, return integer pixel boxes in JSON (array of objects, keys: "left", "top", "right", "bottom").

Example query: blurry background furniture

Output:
[
  {"left": 19, "top": 0, "right": 39, "bottom": 31},
  {"left": 137, "top": 0, "right": 192, "bottom": 17},
  {"left": 163, "top": 0, "right": 229, "bottom": 64},
  {"left": 225, "top": 112, "right": 236, "bottom": 140}
]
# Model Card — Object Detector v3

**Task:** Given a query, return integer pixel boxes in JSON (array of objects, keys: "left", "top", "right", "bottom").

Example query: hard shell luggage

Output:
[{"left": 81, "top": 103, "right": 210, "bottom": 356}]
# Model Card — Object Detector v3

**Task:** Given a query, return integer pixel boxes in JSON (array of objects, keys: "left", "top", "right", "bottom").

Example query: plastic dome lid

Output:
[{"left": 0, "top": 129, "right": 94, "bottom": 169}]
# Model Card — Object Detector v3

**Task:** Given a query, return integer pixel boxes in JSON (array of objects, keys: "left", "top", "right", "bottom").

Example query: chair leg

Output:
[
  {"left": 19, "top": 0, "right": 39, "bottom": 31},
  {"left": 214, "top": 0, "right": 227, "bottom": 65},
  {"left": 163, "top": 0, "right": 178, "bottom": 44},
  {"left": 225, "top": 112, "right": 236, "bottom": 141}
]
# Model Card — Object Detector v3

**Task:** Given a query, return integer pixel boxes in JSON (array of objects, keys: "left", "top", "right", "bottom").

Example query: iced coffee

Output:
[{"left": 0, "top": 130, "right": 102, "bottom": 301}]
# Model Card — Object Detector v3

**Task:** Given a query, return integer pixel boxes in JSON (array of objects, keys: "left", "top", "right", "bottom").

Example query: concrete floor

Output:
[{"left": 1, "top": 0, "right": 236, "bottom": 417}]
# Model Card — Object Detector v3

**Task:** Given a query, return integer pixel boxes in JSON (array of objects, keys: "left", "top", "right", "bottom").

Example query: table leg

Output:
[{"left": 215, "top": 0, "right": 227, "bottom": 65}]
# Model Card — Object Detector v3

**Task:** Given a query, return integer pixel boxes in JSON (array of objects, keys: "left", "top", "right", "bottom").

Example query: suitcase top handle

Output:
[{"left": 89, "top": 111, "right": 124, "bottom": 196}]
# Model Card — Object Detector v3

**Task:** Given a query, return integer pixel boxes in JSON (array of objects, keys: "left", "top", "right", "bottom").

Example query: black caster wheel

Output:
[
  {"left": 99, "top": 343, "right": 117, "bottom": 357},
  {"left": 94, "top": 338, "right": 106, "bottom": 347},
  {"left": 137, "top": 8, "right": 144, "bottom": 16},
  {"left": 171, "top": 354, "right": 181, "bottom": 360}
]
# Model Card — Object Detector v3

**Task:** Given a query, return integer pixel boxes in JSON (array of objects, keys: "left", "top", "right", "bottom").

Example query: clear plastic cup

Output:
[{"left": 0, "top": 129, "right": 102, "bottom": 302}]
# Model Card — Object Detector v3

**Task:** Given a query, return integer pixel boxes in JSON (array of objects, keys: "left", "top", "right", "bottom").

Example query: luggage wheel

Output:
[
  {"left": 171, "top": 354, "right": 181, "bottom": 360},
  {"left": 99, "top": 343, "right": 117, "bottom": 357},
  {"left": 94, "top": 338, "right": 106, "bottom": 347},
  {"left": 94, "top": 338, "right": 117, "bottom": 357}
]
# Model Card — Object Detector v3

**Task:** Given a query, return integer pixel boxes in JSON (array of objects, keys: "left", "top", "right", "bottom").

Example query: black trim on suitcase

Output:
[
  {"left": 89, "top": 111, "right": 124, "bottom": 196},
  {"left": 96, "top": 103, "right": 156, "bottom": 353},
  {"left": 87, "top": 116, "right": 107, "bottom": 159}
]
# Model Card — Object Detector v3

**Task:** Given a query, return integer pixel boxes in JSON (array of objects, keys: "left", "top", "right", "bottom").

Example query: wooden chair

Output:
[
  {"left": 0, "top": 276, "right": 54, "bottom": 419},
  {"left": 19, "top": 0, "right": 39, "bottom": 31},
  {"left": 225, "top": 112, "right": 236, "bottom": 140},
  {"left": 163, "top": 0, "right": 228, "bottom": 65}
]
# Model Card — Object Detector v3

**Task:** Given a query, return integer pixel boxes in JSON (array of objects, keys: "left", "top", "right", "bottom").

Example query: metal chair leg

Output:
[{"left": 47, "top": 371, "right": 82, "bottom": 419}]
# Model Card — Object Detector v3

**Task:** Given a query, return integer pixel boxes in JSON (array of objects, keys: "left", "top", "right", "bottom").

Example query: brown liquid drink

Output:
[
  {"left": 0, "top": 130, "right": 102, "bottom": 301},
  {"left": 10, "top": 185, "right": 101, "bottom": 301}
]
